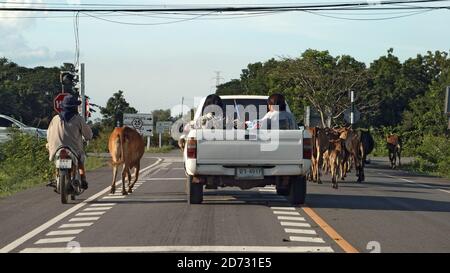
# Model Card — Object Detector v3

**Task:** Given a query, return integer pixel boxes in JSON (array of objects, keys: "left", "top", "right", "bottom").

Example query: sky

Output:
[{"left": 1, "top": 0, "right": 449, "bottom": 120}]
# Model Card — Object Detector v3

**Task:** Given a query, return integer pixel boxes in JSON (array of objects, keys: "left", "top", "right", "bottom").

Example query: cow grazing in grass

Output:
[
  {"left": 386, "top": 134, "right": 402, "bottom": 169},
  {"left": 108, "top": 127, "right": 145, "bottom": 195}
]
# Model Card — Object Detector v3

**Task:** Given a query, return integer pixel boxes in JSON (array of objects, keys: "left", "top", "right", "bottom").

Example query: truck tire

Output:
[
  {"left": 186, "top": 175, "right": 203, "bottom": 204},
  {"left": 288, "top": 175, "right": 307, "bottom": 205},
  {"left": 276, "top": 186, "right": 289, "bottom": 196}
]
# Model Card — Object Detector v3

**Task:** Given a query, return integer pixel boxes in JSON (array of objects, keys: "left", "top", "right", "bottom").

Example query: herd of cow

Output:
[
  {"left": 104, "top": 126, "right": 403, "bottom": 195},
  {"left": 307, "top": 126, "right": 402, "bottom": 189}
]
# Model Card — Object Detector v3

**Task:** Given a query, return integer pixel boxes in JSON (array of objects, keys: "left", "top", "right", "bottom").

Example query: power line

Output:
[
  {"left": 80, "top": 11, "right": 215, "bottom": 26},
  {"left": 305, "top": 8, "right": 435, "bottom": 20},
  {"left": 0, "top": 0, "right": 449, "bottom": 12},
  {"left": 0, "top": 0, "right": 446, "bottom": 8}
]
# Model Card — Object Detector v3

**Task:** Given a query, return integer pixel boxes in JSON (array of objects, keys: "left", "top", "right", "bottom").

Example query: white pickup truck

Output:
[{"left": 183, "top": 95, "right": 312, "bottom": 205}]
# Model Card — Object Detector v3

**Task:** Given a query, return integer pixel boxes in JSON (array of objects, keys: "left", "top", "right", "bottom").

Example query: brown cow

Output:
[
  {"left": 308, "top": 127, "right": 332, "bottom": 184},
  {"left": 108, "top": 127, "right": 145, "bottom": 195},
  {"left": 338, "top": 128, "right": 364, "bottom": 183},
  {"left": 386, "top": 134, "right": 401, "bottom": 169},
  {"left": 328, "top": 138, "right": 345, "bottom": 189}
]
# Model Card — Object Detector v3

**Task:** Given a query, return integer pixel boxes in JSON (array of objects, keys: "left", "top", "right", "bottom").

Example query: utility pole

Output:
[
  {"left": 181, "top": 96, "right": 184, "bottom": 118},
  {"left": 213, "top": 71, "right": 224, "bottom": 91},
  {"left": 80, "top": 63, "right": 86, "bottom": 121},
  {"left": 350, "top": 90, "right": 355, "bottom": 129}
]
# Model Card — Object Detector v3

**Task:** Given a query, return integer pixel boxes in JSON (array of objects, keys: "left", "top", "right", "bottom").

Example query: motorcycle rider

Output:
[{"left": 47, "top": 95, "right": 93, "bottom": 189}]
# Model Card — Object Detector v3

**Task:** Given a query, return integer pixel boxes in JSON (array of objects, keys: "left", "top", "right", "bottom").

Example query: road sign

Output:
[
  {"left": 53, "top": 93, "right": 70, "bottom": 113},
  {"left": 344, "top": 108, "right": 361, "bottom": 124},
  {"left": 124, "top": 113, "right": 153, "bottom": 136},
  {"left": 156, "top": 121, "right": 173, "bottom": 134}
]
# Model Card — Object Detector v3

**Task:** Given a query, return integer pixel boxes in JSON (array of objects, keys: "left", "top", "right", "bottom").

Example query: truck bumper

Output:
[{"left": 185, "top": 163, "right": 308, "bottom": 177}]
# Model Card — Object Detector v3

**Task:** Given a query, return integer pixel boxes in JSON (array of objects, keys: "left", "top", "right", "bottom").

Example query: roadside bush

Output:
[
  {"left": 0, "top": 130, "right": 54, "bottom": 197},
  {"left": 85, "top": 129, "right": 111, "bottom": 153},
  {"left": 412, "top": 134, "right": 450, "bottom": 178}
]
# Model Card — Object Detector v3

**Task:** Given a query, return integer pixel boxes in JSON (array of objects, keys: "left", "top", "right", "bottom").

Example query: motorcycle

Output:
[{"left": 52, "top": 146, "right": 84, "bottom": 204}]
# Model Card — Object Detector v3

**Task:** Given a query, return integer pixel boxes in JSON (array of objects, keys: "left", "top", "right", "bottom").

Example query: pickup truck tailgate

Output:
[{"left": 196, "top": 130, "right": 305, "bottom": 165}]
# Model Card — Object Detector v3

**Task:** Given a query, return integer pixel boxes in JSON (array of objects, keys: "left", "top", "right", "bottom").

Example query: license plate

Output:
[
  {"left": 56, "top": 159, "right": 72, "bottom": 169},
  {"left": 235, "top": 167, "right": 263, "bottom": 180}
]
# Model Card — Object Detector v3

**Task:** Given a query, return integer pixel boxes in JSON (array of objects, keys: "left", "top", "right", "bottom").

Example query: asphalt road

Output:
[{"left": 0, "top": 151, "right": 449, "bottom": 253}]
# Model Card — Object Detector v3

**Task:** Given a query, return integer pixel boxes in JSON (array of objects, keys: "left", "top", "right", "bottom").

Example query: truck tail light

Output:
[
  {"left": 187, "top": 138, "right": 197, "bottom": 159},
  {"left": 303, "top": 138, "right": 312, "bottom": 159}
]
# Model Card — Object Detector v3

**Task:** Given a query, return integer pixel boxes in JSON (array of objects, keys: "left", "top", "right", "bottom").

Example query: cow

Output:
[
  {"left": 357, "top": 129, "right": 374, "bottom": 181},
  {"left": 386, "top": 134, "right": 402, "bottom": 169},
  {"left": 108, "top": 126, "right": 145, "bottom": 195},
  {"left": 308, "top": 127, "right": 331, "bottom": 184},
  {"left": 338, "top": 128, "right": 364, "bottom": 183},
  {"left": 322, "top": 150, "right": 330, "bottom": 174},
  {"left": 328, "top": 138, "right": 345, "bottom": 189}
]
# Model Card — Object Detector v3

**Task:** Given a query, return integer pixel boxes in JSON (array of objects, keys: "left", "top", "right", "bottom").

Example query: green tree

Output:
[
  {"left": 216, "top": 79, "right": 244, "bottom": 96},
  {"left": 0, "top": 57, "right": 61, "bottom": 128},
  {"left": 100, "top": 90, "right": 137, "bottom": 127},
  {"left": 272, "top": 49, "right": 370, "bottom": 127}
]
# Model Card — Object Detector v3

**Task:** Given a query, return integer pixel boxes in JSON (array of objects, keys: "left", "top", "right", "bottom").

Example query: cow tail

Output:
[{"left": 119, "top": 131, "right": 125, "bottom": 164}]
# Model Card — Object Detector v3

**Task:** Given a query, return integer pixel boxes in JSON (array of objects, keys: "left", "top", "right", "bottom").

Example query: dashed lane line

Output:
[
  {"left": 34, "top": 237, "right": 75, "bottom": 244},
  {"left": 284, "top": 228, "right": 317, "bottom": 235},
  {"left": 83, "top": 207, "right": 113, "bottom": 211},
  {"left": 289, "top": 236, "right": 325, "bottom": 243},
  {"left": 270, "top": 207, "right": 296, "bottom": 211},
  {"left": 89, "top": 203, "right": 116, "bottom": 207},
  {"left": 75, "top": 211, "right": 106, "bottom": 216},
  {"left": 280, "top": 221, "right": 311, "bottom": 227},
  {"left": 46, "top": 229, "right": 84, "bottom": 236},
  {"left": 378, "top": 172, "right": 449, "bottom": 193},
  {"left": 68, "top": 217, "right": 100, "bottom": 222},
  {"left": 277, "top": 216, "right": 306, "bottom": 221},
  {"left": 59, "top": 223, "right": 93, "bottom": 228},
  {"left": 272, "top": 211, "right": 300, "bottom": 216}
]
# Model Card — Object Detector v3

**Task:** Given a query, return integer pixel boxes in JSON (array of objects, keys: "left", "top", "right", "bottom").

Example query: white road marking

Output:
[
  {"left": 46, "top": 229, "right": 83, "bottom": 236},
  {"left": 400, "top": 178, "right": 433, "bottom": 188},
  {"left": 284, "top": 228, "right": 317, "bottom": 235},
  {"left": 59, "top": 223, "right": 93, "bottom": 228},
  {"left": 277, "top": 216, "right": 306, "bottom": 221},
  {"left": 102, "top": 195, "right": 126, "bottom": 199},
  {"left": 68, "top": 217, "right": 100, "bottom": 222},
  {"left": 34, "top": 237, "right": 75, "bottom": 244},
  {"left": 382, "top": 174, "right": 444, "bottom": 191},
  {"left": 144, "top": 178, "right": 185, "bottom": 181},
  {"left": 89, "top": 203, "right": 116, "bottom": 207},
  {"left": 75, "top": 211, "right": 106, "bottom": 216},
  {"left": 280, "top": 221, "right": 311, "bottom": 227},
  {"left": 0, "top": 158, "right": 163, "bottom": 253},
  {"left": 83, "top": 207, "right": 112, "bottom": 211},
  {"left": 270, "top": 207, "right": 296, "bottom": 211},
  {"left": 20, "top": 245, "right": 334, "bottom": 253},
  {"left": 273, "top": 211, "right": 300, "bottom": 216},
  {"left": 258, "top": 189, "right": 276, "bottom": 192},
  {"left": 289, "top": 236, "right": 325, "bottom": 243}
]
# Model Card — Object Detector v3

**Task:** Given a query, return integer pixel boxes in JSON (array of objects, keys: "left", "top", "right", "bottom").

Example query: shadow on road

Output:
[{"left": 306, "top": 193, "right": 450, "bottom": 212}]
